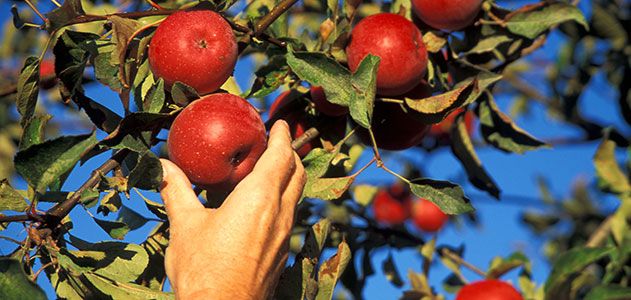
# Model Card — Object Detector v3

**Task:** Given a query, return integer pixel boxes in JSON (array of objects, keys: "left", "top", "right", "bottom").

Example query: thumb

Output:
[{"left": 160, "top": 159, "right": 203, "bottom": 221}]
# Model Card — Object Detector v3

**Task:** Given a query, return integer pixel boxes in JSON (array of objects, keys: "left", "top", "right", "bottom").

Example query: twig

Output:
[
  {"left": 441, "top": 248, "right": 486, "bottom": 278},
  {"left": 254, "top": 0, "right": 298, "bottom": 36},
  {"left": 31, "top": 262, "right": 54, "bottom": 281},
  {"left": 24, "top": 0, "right": 47, "bottom": 22},
  {"left": 223, "top": 16, "right": 286, "bottom": 48},
  {"left": 291, "top": 127, "right": 319, "bottom": 151},
  {"left": 586, "top": 216, "right": 613, "bottom": 248},
  {"left": 0, "top": 214, "right": 34, "bottom": 223},
  {"left": 60, "top": 10, "right": 176, "bottom": 28}
]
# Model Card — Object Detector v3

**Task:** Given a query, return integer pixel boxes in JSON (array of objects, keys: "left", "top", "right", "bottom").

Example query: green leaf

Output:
[
  {"left": 315, "top": 239, "right": 351, "bottom": 300},
  {"left": 406, "top": 270, "right": 432, "bottom": 297},
  {"left": 451, "top": 112, "right": 500, "bottom": 199},
  {"left": 143, "top": 78, "right": 165, "bottom": 113},
  {"left": 544, "top": 246, "right": 614, "bottom": 299},
  {"left": 403, "top": 78, "right": 476, "bottom": 124},
  {"left": 94, "top": 218, "right": 130, "bottom": 240},
  {"left": 248, "top": 55, "right": 289, "bottom": 98},
  {"left": 286, "top": 49, "right": 352, "bottom": 107},
  {"left": 19, "top": 114, "right": 51, "bottom": 150},
  {"left": 506, "top": 3, "right": 588, "bottom": 39},
  {"left": 584, "top": 285, "right": 631, "bottom": 300},
  {"left": 84, "top": 272, "right": 174, "bottom": 299},
  {"left": 15, "top": 132, "right": 98, "bottom": 193},
  {"left": 101, "top": 112, "right": 172, "bottom": 152},
  {"left": 137, "top": 222, "right": 169, "bottom": 289},
  {"left": 109, "top": 15, "right": 141, "bottom": 66},
  {"left": 73, "top": 92, "right": 123, "bottom": 134},
  {"left": 303, "top": 176, "right": 355, "bottom": 200},
  {"left": 0, "top": 258, "right": 46, "bottom": 300},
  {"left": 93, "top": 47, "right": 123, "bottom": 92},
  {"left": 422, "top": 31, "right": 447, "bottom": 53},
  {"left": 303, "top": 148, "right": 341, "bottom": 179},
  {"left": 349, "top": 54, "right": 379, "bottom": 129},
  {"left": 0, "top": 180, "right": 28, "bottom": 212},
  {"left": 382, "top": 253, "right": 403, "bottom": 288},
  {"left": 135, "top": 189, "right": 167, "bottom": 220},
  {"left": 463, "top": 35, "right": 513, "bottom": 55},
  {"left": 593, "top": 134, "right": 631, "bottom": 195},
  {"left": 97, "top": 190, "right": 121, "bottom": 216},
  {"left": 487, "top": 252, "right": 530, "bottom": 279},
  {"left": 53, "top": 31, "right": 99, "bottom": 97},
  {"left": 67, "top": 241, "right": 149, "bottom": 283},
  {"left": 409, "top": 179, "right": 474, "bottom": 215},
  {"left": 128, "top": 151, "right": 163, "bottom": 190},
  {"left": 351, "top": 184, "right": 379, "bottom": 207},
  {"left": 45, "top": 0, "right": 85, "bottom": 32},
  {"left": 117, "top": 206, "right": 148, "bottom": 230},
  {"left": 591, "top": 4, "right": 627, "bottom": 51},
  {"left": 171, "top": 82, "right": 200, "bottom": 106},
  {"left": 478, "top": 93, "right": 549, "bottom": 154},
  {"left": 16, "top": 56, "right": 39, "bottom": 126}
]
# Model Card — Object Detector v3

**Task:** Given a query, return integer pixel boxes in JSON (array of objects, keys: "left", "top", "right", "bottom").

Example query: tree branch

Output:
[
  {"left": 254, "top": 0, "right": 298, "bottom": 36},
  {"left": 586, "top": 215, "right": 613, "bottom": 248}
]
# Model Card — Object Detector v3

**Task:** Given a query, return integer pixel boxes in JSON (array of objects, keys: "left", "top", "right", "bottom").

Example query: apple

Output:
[
  {"left": 412, "top": 0, "right": 483, "bottom": 31},
  {"left": 357, "top": 82, "right": 432, "bottom": 151},
  {"left": 167, "top": 93, "right": 266, "bottom": 194},
  {"left": 411, "top": 198, "right": 448, "bottom": 232},
  {"left": 149, "top": 10, "right": 237, "bottom": 95},
  {"left": 310, "top": 86, "right": 348, "bottom": 117},
  {"left": 39, "top": 59, "right": 57, "bottom": 90},
  {"left": 372, "top": 188, "right": 411, "bottom": 225},
  {"left": 429, "top": 108, "right": 475, "bottom": 141},
  {"left": 268, "top": 90, "right": 316, "bottom": 157},
  {"left": 456, "top": 280, "right": 523, "bottom": 300},
  {"left": 346, "top": 13, "right": 428, "bottom": 96}
]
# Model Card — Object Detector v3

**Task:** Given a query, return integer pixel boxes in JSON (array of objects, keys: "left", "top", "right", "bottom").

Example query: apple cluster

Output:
[
  {"left": 153, "top": 0, "right": 483, "bottom": 195},
  {"left": 371, "top": 184, "right": 449, "bottom": 233}
]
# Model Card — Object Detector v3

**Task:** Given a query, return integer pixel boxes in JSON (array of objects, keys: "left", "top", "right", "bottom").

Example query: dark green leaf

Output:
[
  {"left": 143, "top": 78, "right": 165, "bottom": 113},
  {"left": 19, "top": 114, "right": 51, "bottom": 150},
  {"left": 478, "top": 94, "right": 549, "bottom": 154},
  {"left": 584, "top": 285, "right": 631, "bottom": 300},
  {"left": 94, "top": 48, "right": 123, "bottom": 92},
  {"left": 248, "top": 55, "right": 289, "bottom": 98},
  {"left": 15, "top": 132, "right": 98, "bottom": 193},
  {"left": 53, "top": 31, "right": 99, "bottom": 97},
  {"left": 286, "top": 49, "right": 352, "bottom": 107},
  {"left": 0, "top": 179, "right": 28, "bottom": 212},
  {"left": 66, "top": 241, "right": 149, "bottom": 282},
  {"left": 97, "top": 190, "right": 121, "bottom": 216},
  {"left": 487, "top": 252, "right": 529, "bottom": 279},
  {"left": 101, "top": 112, "right": 172, "bottom": 152},
  {"left": 45, "top": 0, "right": 85, "bottom": 32},
  {"left": 544, "top": 247, "right": 614, "bottom": 299},
  {"left": 0, "top": 258, "right": 46, "bottom": 300},
  {"left": 73, "top": 92, "right": 123, "bottom": 133},
  {"left": 83, "top": 272, "right": 174, "bottom": 299},
  {"left": 137, "top": 222, "right": 169, "bottom": 289},
  {"left": 403, "top": 78, "right": 476, "bottom": 124},
  {"left": 382, "top": 253, "right": 403, "bottom": 288},
  {"left": 451, "top": 112, "right": 500, "bottom": 199},
  {"left": 506, "top": 3, "right": 588, "bottom": 39},
  {"left": 171, "top": 82, "right": 200, "bottom": 106},
  {"left": 135, "top": 189, "right": 167, "bottom": 220},
  {"left": 117, "top": 206, "right": 148, "bottom": 230},
  {"left": 93, "top": 218, "right": 130, "bottom": 240},
  {"left": 109, "top": 16, "right": 141, "bottom": 66},
  {"left": 10, "top": 5, "right": 25, "bottom": 29},
  {"left": 409, "top": 179, "right": 474, "bottom": 215},
  {"left": 128, "top": 151, "right": 163, "bottom": 190},
  {"left": 349, "top": 54, "right": 379, "bottom": 129},
  {"left": 16, "top": 56, "right": 39, "bottom": 126}
]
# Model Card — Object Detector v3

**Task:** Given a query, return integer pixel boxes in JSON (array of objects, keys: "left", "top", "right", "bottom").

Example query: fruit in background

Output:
[
  {"left": 149, "top": 10, "right": 237, "bottom": 95},
  {"left": 429, "top": 108, "right": 475, "bottom": 140},
  {"left": 411, "top": 198, "right": 448, "bottom": 232},
  {"left": 346, "top": 13, "right": 428, "bottom": 96},
  {"left": 167, "top": 93, "right": 266, "bottom": 194},
  {"left": 357, "top": 81, "right": 432, "bottom": 151},
  {"left": 412, "top": 0, "right": 483, "bottom": 31},
  {"left": 39, "top": 59, "right": 57, "bottom": 89},
  {"left": 455, "top": 280, "right": 523, "bottom": 300},
  {"left": 372, "top": 188, "right": 411, "bottom": 225},
  {"left": 310, "top": 86, "right": 348, "bottom": 117}
]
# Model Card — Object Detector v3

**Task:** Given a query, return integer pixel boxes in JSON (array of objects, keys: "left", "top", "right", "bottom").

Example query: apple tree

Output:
[{"left": 0, "top": 0, "right": 629, "bottom": 299}]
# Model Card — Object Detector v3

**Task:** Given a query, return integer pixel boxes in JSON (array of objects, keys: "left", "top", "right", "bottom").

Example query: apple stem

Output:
[{"left": 441, "top": 248, "right": 486, "bottom": 278}]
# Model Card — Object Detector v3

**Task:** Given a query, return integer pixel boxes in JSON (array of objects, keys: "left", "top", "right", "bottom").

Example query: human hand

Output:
[{"left": 160, "top": 121, "right": 306, "bottom": 299}]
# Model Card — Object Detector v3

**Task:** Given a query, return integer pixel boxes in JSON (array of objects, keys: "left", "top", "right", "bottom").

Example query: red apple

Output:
[
  {"left": 268, "top": 90, "right": 316, "bottom": 157},
  {"left": 39, "top": 59, "right": 57, "bottom": 90},
  {"left": 357, "top": 82, "right": 432, "bottom": 151},
  {"left": 372, "top": 188, "right": 411, "bottom": 225},
  {"left": 346, "top": 13, "right": 428, "bottom": 96},
  {"left": 411, "top": 198, "right": 448, "bottom": 232},
  {"left": 167, "top": 93, "right": 266, "bottom": 194},
  {"left": 456, "top": 280, "right": 523, "bottom": 300},
  {"left": 310, "top": 86, "right": 348, "bottom": 117},
  {"left": 412, "top": 0, "right": 483, "bottom": 31},
  {"left": 429, "top": 108, "right": 475, "bottom": 139},
  {"left": 149, "top": 10, "right": 237, "bottom": 95}
]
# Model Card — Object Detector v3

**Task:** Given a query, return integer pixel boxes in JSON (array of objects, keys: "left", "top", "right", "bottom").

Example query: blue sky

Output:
[{"left": 0, "top": 1, "right": 627, "bottom": 299}]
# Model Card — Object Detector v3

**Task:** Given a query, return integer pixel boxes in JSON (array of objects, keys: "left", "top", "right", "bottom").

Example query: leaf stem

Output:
[
  {"left": 23, "top": 0, "right": 47, "bottom": 22},
  {"left": 351, "top": 156, "right": 376, "bottom": 178},
  {"left": 441, "top": 248, "right": 486, "bottom": 278}
]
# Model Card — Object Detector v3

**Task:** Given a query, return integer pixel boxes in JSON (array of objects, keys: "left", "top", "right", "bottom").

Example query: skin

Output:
[
  {"left": 372, "top": 188, "right": 411, "bottom": 225},
  {"left": 412, "top": 0, "right": 483, "bottom": 31},
  {"left": 411, "top": 198, "right": 448, "bottom": 232},
  {"left": 357, "top": 82, "right": 432, "bottom": 151},
  {"left": 167, "top": 93, "right": 267, "bottom": 194},
  {"left": 310, "top": 86, "right": 348, "bottom": 117},
  {"left": 149, "top": 10, "right": 237, "bottom": 95},
  {"left": 346, "top": 13, "right": 428, "bottom": 96},
  {"left": 162, "top": 121, "right": 306, "bottom": 299},
  {"left": 455, "top": 280, "right": 523, "bottom": 300}
]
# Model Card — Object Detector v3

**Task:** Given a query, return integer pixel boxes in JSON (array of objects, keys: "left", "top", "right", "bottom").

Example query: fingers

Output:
[
  {"left": 245, "top": 120, "right": 297, "bottom": 195},
  {"left": 280, "top": 152, "right": 306, "bottom": 209},
  {"left": 160, "top": 159, "right": 204, "bottom": 222}
]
